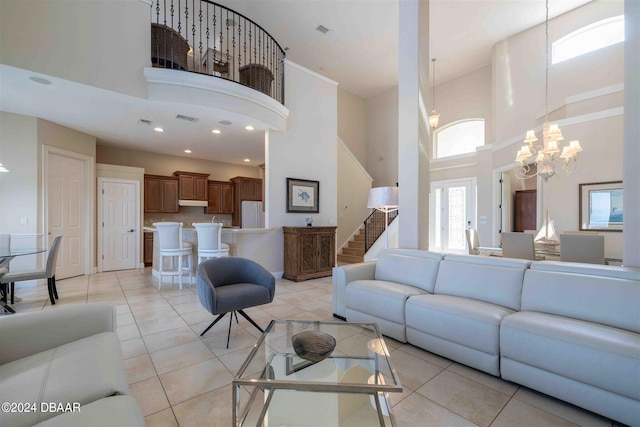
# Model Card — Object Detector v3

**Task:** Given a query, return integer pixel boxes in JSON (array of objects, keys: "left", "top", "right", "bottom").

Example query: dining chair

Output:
[
  {"left": 196, "top": 257, "right": 275, "bottom": 348},
  {"left": 560, "top": 234, "right": 605, "bottom": 264},
  {"left": 0, "top": 235, "right": 62, "bottom": 307},
  {"left": 501, "top": 232, "right": 537, "bottom": 260},
  {"left": 465, "top": 229, "right": 480, "bottom": 255},
  {"left": 192, "top": 223, "right": 230, "bottom": 264},
  {"left": 153, "top": 222, "right": 193, "bottom": 289}
]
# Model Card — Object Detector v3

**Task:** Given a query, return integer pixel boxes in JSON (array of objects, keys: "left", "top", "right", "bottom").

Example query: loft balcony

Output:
[{"left": 150, "top": 0, "right": 285, "bottom": 105}]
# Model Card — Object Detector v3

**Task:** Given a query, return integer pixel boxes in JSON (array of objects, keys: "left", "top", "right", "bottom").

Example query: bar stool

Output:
[
  {"left": 192, "top": 223, "right": 230, "bottom": 264},
  {"left": 153, "top": 222, "right": 193, "bottom": 289}
]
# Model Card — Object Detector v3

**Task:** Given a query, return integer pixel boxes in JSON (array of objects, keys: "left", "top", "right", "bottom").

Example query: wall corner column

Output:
[{"left": 398, "top": 0, "right": 431, "bottom": 249}]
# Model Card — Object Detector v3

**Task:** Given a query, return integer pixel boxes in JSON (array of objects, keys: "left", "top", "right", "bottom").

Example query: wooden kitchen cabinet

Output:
[
  {"left": 283, "top": 226, "right": 337, "bottom": 282},
  {"left": 206, "top": 180, "right": 234, "bottom": 214},
  {"left": 231, "top": 176, "right": 263, "bottom": 226},
  {"left": 174, "top": 171, "right": 210, "bottom": 200},
  {"left": 144, "top": 232, "right": 154, "bottom": 266},
  {"left": 144, "top": 175, "right": 179, "bottom": 213},
  {"left": 514, "top": 189, "right": 537, "bottom": 232}
]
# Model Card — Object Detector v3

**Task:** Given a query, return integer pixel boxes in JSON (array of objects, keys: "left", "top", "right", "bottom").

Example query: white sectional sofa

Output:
[
  {"left": 0, "top": 304, "right": 145, "bottom": 427},
  {"left": 333, "top": 249, "right": 640, "bottom": 426}
]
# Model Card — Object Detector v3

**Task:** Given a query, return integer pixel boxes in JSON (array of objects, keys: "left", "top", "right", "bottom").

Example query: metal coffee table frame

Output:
[{"left": 233, "top": 320, "right": 402, "bottom": 427}]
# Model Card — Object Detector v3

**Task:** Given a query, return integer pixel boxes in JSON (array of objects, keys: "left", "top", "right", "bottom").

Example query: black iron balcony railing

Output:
[
  {"left": 152, "top": 0, "right": 285, "bottom": 104},
  {"left": 364, "top": 209, "right": 399, "bottom": 252}
]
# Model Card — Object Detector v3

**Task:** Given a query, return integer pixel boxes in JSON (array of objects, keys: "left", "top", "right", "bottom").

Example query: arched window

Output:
[
  {"left": 434, "top": 119, "right": 485, "bottom": 159},
  {"left": 552, "top": 15, "right": 624, "bottom": 64}
]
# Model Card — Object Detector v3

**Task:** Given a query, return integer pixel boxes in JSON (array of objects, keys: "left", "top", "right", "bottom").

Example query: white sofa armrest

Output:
[
  {"left": 0, "top": 303, "right": 116, "bottom": 365},
  {"left": 332, "top": 261, "right": 376, "bottom": 318}
]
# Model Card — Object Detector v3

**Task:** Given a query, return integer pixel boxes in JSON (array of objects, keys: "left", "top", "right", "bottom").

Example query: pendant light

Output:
[{"left": 429, "top": 58, "right": 440, "bottom": 129}]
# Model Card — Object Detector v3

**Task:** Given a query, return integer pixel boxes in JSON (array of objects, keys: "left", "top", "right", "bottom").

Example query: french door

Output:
[{"left": 430, "top": 178, "right": 476, "bottom": 253}]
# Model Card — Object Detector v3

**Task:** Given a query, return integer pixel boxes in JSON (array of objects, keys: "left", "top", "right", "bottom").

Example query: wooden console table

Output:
[{"left": 283, "top": 226, "right": 336, "bottom": 282}]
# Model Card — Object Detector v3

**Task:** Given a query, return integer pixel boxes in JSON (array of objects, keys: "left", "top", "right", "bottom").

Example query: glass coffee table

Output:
[{"left": 233, "top": 320, "right": 402, "bottom": 426}]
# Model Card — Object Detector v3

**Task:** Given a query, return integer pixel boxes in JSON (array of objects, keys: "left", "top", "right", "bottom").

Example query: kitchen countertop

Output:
[{"left": 143, "top": 226, "right": 271, "bottom": 234}]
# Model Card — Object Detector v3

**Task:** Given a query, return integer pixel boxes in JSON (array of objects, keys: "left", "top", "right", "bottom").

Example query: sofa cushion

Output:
[
  {"left": 33, "top": 396, "right": 144, "bottom": 427},
  {"left": 374, "top": 253, "right": 441, "bottom": 293},
  {"left": 521, "top": 269, "right": 640, "bottom": 333},
  {"left": 434, "top": 255, "right": 528, "bottom": 310},
  {"left": 0, "top": 332, "right": 129, "bottom": 427},
  {"left": 406, "top": 294, "right": 515, "bottom": 357},
  {"left": 501, "top": 311, "right": 640, "bottom": 400},
  {"left": 346, "top": 280, "right": 426, "bottom": 324},
  {"left": 530, "top": 261, "right": 640, "bottom": 281}
]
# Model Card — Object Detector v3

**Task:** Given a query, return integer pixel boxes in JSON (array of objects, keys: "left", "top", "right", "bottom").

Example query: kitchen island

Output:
[{"left": 143, "top": 226, "right": 272, "bottom": 284}]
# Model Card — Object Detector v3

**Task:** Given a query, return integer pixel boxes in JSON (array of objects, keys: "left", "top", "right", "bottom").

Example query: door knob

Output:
[{"left": 128, "top": 229, "right": 135, "bottom": 233}]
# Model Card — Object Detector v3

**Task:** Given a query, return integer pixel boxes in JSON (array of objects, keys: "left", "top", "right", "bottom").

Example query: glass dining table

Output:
[{"left": 0, "top": 248, "right": 47, "bottom": 313}]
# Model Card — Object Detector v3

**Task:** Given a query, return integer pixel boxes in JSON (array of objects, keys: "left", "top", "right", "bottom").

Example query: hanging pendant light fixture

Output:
[
  {"left": 515, "top": 0, "right": 582, "bottom": 180},
  {"left": 428, "top": 58, "right": 440, "bottom": 129}
]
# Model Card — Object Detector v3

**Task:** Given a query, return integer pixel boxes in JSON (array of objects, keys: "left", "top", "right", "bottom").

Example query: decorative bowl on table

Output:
[{"left": 291, "top": 331, "right": 336, "bottom": 362}]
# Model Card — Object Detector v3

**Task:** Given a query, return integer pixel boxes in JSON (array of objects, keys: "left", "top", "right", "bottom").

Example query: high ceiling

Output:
[{"left": 1, "top": 0, "right": 592, "bottom": 165}]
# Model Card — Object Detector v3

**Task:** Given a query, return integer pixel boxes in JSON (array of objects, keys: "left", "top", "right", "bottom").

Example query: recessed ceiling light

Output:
[
  {"left": 244, "top": 158, "right": 250, "bottom": 162},
  {"left": 29, "top": 76, "right": 51, "bottom": 85},
  {"left": 154, "top": 127, "right": 164, "bottom": 132},
  {"left": 219, "top": 120, "right": 232, "bottom": 125},
  {"left": 212, "top": 129, "right": 221, "bottom": 134},
  {"left": 245, "top": 125, "right": 254, "bottom": 131},
  {"left": 184, "top": 149, "right": 192, "bottom": 153}
]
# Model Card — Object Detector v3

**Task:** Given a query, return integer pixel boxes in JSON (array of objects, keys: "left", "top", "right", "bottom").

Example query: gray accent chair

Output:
[
  {"left": 1, "top": 235, "right": 62, "bottom": 308},
  {"left": 197, "top": 257, "right": 275, "bottom": 347}
]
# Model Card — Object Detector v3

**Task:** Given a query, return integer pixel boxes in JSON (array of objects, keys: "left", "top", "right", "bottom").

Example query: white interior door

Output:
[
  {"left": 47, "top": 152, "right": 85, "bottom": 279},
  {"left": 101, "top": 180, "right": 138, "bottom": 271},
  {"left": 430, "top": 179, "right": 476, "bottom": 253}
]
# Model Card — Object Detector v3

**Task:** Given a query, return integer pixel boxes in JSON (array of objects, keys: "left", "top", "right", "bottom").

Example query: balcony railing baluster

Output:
[{"left": 151, "top": 0, "right": 285, "bottom": 104}]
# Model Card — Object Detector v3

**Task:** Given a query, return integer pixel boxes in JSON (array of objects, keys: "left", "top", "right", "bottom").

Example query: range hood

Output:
[{"left": 178, "top": 199, "right": 208, "bottom": 207}]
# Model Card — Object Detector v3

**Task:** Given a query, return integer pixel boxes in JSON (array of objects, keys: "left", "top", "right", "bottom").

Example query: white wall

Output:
[
  {"left": 366, "top": 87, "right": 398, "bottom": 187},
  {"left": 264, "top": 61, "right": 338, "bottom": 273},
  {"left": 0, "top": 0, "right": 150, "bottom": 98},
  {"left": 337, "top": 88, "right": 367, "bottom": 167}
]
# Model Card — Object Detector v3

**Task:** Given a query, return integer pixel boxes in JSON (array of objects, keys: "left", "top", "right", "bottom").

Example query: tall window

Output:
[
  {"left": 434, "top": 119, "right": 485, "bottom": 159},
  {"left": 552, "top": 15, "right": 624, "bottom": 64}
]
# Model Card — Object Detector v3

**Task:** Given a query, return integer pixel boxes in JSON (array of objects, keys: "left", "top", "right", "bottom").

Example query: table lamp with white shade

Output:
[{"left": 367, "top": 186, "right": 399, "bottom": 248}]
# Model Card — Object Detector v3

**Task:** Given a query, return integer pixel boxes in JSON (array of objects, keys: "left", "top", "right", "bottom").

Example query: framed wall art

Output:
[
  {"left": 286, "top": 178, "right": 319, "bottom": 213},
  {"left": 579, "top": 181, "right": 623, "bottom": 232}
]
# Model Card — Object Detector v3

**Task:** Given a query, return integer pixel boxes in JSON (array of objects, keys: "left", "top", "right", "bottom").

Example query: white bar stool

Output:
[
  {"left": 193, "top": 223, "right": 230, "bottom": 264},
  {"left": 153, "top": 222, "right": 193, "bottom": 289}
]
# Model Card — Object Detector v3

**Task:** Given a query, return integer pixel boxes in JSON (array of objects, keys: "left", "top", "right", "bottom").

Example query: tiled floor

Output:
[{"left": 6, "top": 268, "right": 621, "bottom": 427}]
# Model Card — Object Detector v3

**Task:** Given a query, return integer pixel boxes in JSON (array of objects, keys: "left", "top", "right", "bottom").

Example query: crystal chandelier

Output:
[
  {"left": 515, "top": 0, "right": 582, "bottom": 180},
  {"left": 428, "top": 58, "right": 440, "bottom": 128}
]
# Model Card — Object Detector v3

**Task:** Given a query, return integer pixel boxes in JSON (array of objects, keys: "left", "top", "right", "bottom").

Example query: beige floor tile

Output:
[
  {"left": 447, "top": 363, "right": 519, "bottom": 397},
  {"left": 397, "top": 343, "right": 454, "bottom": 368},
  {"left": 491, "top": 399, "right": 579, "bottom": 427},
  {"left": 137, "top": 315, "right": 189, "bottom": 336},
  {"left": 118, "top": 324, "right": 142, "bottom": 341},
  {"left": 261, "top": 303, "right": 305, "bottom": 319},
  {"left": 179, "top": 309, "right": 219, "bottom": 326},
  {"left": 417, "top": 370, "right": 510, "bottom": 427},
  {"left": 172, "top": 301, "right": 205, "bottom": 315},
  {"left": 172, "top": 385, "right": 234, "bottom": 427},
  {"left": 120, "top": 337, "right": 148, "bottom": 360},
  {"left": 143, "top": 326, "right": 201, "bottom": 353},
  {"left": 159, "top": 358, "right": 234, "bottom": 406},
  {"left": 125, "top": 353, "right": 158, "bottom": 384},
  {"left": 165, "top": 293, "right": 200, "bottom": 305},
  {"left": 150, "top": 340, "right": 215, "bottom": 375},
  {"left": 144, "top": 408, "right": 179, "bottom": 427},
  {"left": 389, "top": 348, "right": 444, "bottom": 391},
  {"left": 392, "top": 392, "right": 478, "bottom": 427},
  {"left": 129, "top": 376, "right": 171, "bottom": 417},
  {"left": 513, "top": 387, "right": 613, "bottom": 427},
  {"left": 217, "top": 347, "right": 255, "bottom": 374},
  {"left": 201, "top": 327, "right": 261, "bottom": 357},
  {"left": 117, "top": 312, "right": 136, "bottom": 326}
]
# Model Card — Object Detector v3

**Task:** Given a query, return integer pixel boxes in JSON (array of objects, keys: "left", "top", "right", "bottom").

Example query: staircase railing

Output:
[
  {"left": 151, "top": 0, "right": 285, "bottom": 104},
  {"left": 364, "top": 209, "right": 398, "bottom": 252}
]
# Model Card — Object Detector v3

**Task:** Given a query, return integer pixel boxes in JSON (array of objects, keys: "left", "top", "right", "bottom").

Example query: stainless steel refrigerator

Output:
[{"left": 241, "top": 201, "right": 264, "bottom": 228}]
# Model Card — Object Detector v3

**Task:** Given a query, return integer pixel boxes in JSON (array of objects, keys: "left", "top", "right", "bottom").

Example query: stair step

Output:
[
  {"left": 348, "top": 241, "right": 365, "bottom": 250},
  {"left": 342, "top": 247, "right": 364, "bottom": 256},
  {"left": 352, "top": 234, "right": 365, "bottom": 242},
  {"left": 337, "top": 254, "right": 363, "bottom": 264}
]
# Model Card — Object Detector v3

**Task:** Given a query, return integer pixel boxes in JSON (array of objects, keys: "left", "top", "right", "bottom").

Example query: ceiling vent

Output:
[
  {"left": 316, "top": 25, "right": 330, "bottom": 34},
  {"left": 176, "top": 114, "right": 199, "bottom": 123},
  {"left": 137, "top": 119, "right": 152, "bottom": 125}
]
